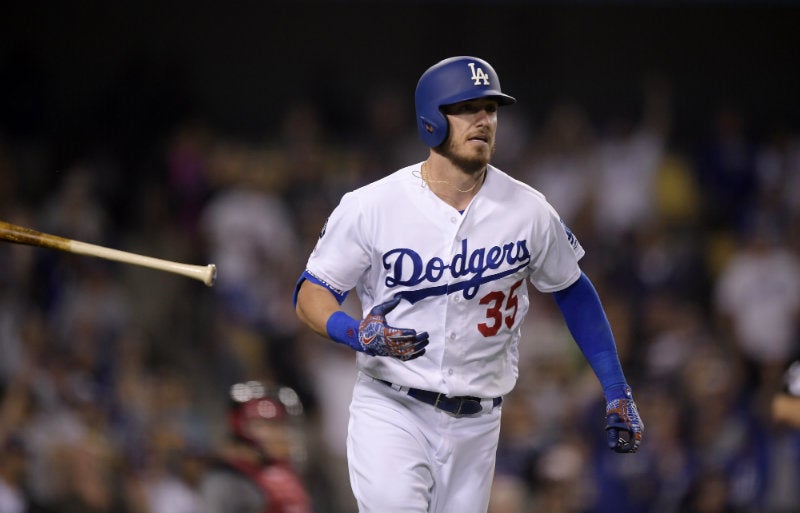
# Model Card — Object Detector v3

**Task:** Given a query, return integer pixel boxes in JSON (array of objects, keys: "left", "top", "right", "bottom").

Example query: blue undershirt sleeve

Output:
[
  {"left": 552, "top": 272, "right": 629, "bottom": 400},
  {"left": 292, "top": 270, "right": 349, "bottom": 308}
]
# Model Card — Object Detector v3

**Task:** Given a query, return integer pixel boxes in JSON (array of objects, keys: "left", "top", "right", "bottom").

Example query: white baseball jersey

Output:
[{"left": 305, "top": 162, "right": 584, "bottom": 398}]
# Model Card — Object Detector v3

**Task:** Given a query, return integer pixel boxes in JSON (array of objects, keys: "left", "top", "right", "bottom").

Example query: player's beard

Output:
[{"left": 437, "top": 138, "right": 495, "bottom": 176}]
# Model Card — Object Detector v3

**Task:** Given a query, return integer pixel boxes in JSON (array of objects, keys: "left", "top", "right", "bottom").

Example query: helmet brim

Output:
[{"left": 438, "top": 90, "right": 517, "bottom": 108}]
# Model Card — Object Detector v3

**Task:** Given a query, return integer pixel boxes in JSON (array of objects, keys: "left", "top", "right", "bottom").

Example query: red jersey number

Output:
[{"left": 477, "top": 279, "right": 524, "bottom": 337}]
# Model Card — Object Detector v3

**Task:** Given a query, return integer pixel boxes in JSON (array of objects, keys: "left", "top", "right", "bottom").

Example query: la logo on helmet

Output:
[{"left": 468, "top": 62, "right": 490, "bottom": 86}]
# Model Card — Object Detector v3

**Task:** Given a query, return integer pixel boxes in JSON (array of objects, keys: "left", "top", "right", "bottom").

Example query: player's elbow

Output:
[{"left": 294, "top": 280, "right": 314, "bottom": 324}]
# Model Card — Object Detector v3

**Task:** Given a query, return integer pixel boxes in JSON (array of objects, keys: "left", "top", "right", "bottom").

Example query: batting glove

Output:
[
  {"left": 604, "top": 386, "right": 643, "bottom": 453},
  {"left": 358, "top": 296, "right": 429, "bottom": 361}
]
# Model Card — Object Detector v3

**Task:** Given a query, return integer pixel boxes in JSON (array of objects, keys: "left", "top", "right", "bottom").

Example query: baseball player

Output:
[
  {"left": 293, "top": 56, "right": 643, "bottom": 513},
  {"left": 199, "top": 381, "right": 312, "bottom": 513}
]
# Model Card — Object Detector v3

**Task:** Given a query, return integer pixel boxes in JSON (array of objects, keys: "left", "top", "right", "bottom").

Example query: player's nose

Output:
[{"left": 473, "top": 109, "right": 495, "bottom": 128}]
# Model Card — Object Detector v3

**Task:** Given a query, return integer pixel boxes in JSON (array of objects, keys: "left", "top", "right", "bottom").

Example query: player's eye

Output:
[{"left": 442, "top": 103, "right": 468, "bottom": 115}]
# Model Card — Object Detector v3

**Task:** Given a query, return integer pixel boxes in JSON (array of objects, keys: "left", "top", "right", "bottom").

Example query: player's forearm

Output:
[
  {"left": 552, "top": 272, "right": 629, "bottom": 400},
  {"left": 295, "top": 279, "right": 342, "bottom": 339},
  {"left": 295, "top": 279, "right": 365, "bottom": 351}
]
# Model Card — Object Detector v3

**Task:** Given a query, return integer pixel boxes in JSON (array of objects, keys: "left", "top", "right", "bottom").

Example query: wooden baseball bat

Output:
[{"left": 0, "top": 220, "right": 217, "bottom": 286}]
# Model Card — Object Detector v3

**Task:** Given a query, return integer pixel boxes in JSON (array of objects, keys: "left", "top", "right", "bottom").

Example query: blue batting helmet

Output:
[{"left": 415, "top": 56, "right": 516, "bottom": 148}]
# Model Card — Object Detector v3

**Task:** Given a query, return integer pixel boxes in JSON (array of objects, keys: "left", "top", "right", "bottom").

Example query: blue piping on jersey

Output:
[{"left": 292, "top": 270, "right": 349, "bottom": 307}]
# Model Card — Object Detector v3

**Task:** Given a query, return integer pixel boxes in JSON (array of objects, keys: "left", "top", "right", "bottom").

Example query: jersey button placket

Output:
[{"left": 442, "top": 223, "right": 465, "bottom": 391}]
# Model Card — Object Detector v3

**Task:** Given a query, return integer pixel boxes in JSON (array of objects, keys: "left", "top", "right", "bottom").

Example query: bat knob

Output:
[{"left": 205, "top": 264, "right": 217, "bottom": 287}]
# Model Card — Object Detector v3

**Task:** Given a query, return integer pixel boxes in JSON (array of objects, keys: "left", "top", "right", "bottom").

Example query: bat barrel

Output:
[{"left": 0, "top": 220, "right": 72, "bottom": 251}]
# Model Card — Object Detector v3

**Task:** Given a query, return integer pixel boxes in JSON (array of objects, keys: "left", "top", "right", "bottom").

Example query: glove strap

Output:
[{"left": 326, "top": 311, "right": 364, "bottom": 352}]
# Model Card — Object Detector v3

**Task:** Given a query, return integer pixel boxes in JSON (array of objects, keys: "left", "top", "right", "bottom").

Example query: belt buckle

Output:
[
  {"left": 430, "top": 390, "right": 484, "bottom": 416},
  {"left": 433, "top": 392, "right": 460, "bottom": 415}
]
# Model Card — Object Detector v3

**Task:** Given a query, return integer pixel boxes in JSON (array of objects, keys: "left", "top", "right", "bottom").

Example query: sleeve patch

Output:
[{"left": 560, "top": 219, "right": 580, "bottom": 252}]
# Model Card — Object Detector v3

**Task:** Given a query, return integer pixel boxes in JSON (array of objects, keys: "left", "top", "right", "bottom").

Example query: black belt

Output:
[{"left": 376, "top": 379, "right": 502, "bottom": 415}]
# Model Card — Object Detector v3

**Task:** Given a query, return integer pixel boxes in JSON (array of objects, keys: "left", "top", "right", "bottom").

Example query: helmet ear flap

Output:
[{"left": 418, "top": 113, "right": 448, "bottom": 148}]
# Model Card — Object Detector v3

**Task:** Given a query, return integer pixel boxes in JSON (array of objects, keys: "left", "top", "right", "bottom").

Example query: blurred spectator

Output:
[
  {"left": 763, "top": 359, "right": 800, "bottom": 513},
  {"left": 356, "top": 84, "right": 422, "bottom": 182},
  {"left": 679, "top": 344, "right": 768, "bottom": 512},
  {"left": 695, "top": 105, "right": 758, "bottom": 232},
  {"left": 198, "top": 381, "right": 311, "bottom": 513},
  {"left": 38, "top": 164, "right": 110, "bottom": 246},
  {"left": 772, "top": 360, "right": 800, "bottom": 429},
  {"left": 0, "top": 437, "right": 27, "bottom": 513},
  {"left": 137, "top": 448, "right": 206, "bottom": 513},
  {"left": 679, "top": 470, "right": 738, "bottom": 513},
  {"left": 714, "top": 212, "right": 800, "bottom": 398},
  {"left": 590, "top": 74, "right": 672, "bottom": 245},
  {"left": 49, "top": 412, "right": 124, "bottom": 513},
  {"left": 520, "top": 100, "right": 597, "bottom": 227},
  {"left": 199, "top": 141, "right": 300, "bottom": 333},
  {"left": 532, "top": 440, "right": 593, "bottom": 513},
  {"left": 652, "top": 151, "right": 702, "bottom": 230},
  {"left": 198, "top": 140, "right": 309, "bottom": 395},
  {"left": 642, "top": 294, "right": 714, "bottom": 382},
  {"left": 486, "top": 473, "right": 529, "bottom": 513},
  {"left": 165, "top": 120, "right": 215, "bottom": 237},
  {"left": 771, "top": 392, "right": 800, "bottom": 429},
  {"left": 754, "top": 125, "right": 800, "bottom": 260}
]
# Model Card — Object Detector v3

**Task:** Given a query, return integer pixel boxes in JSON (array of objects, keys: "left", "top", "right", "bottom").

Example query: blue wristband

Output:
[{"left": 326, "top": 311, "right": 364, "bottom": 352}]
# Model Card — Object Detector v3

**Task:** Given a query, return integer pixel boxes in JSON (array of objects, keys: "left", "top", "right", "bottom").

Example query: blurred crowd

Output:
[{"left": 1, "top": 70, "right": 800, "bottom": 513}]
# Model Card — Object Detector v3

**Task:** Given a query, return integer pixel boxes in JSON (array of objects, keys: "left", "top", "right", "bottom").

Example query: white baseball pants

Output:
[{"left": 347, "top": 371, "right": 503, "bottom": 513}]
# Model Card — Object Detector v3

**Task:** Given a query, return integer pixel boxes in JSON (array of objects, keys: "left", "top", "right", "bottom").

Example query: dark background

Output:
[{"left": 2, "top": 1, "right": 798, "bottom": 155}]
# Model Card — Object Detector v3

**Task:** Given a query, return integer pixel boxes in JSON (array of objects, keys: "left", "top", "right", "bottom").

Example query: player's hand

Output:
[
  {"left": 358, "top": 296, "right": 429, "bottom": 361},
  {"left": 604, "top": 386, "right": 643, "bottom": 453}
]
